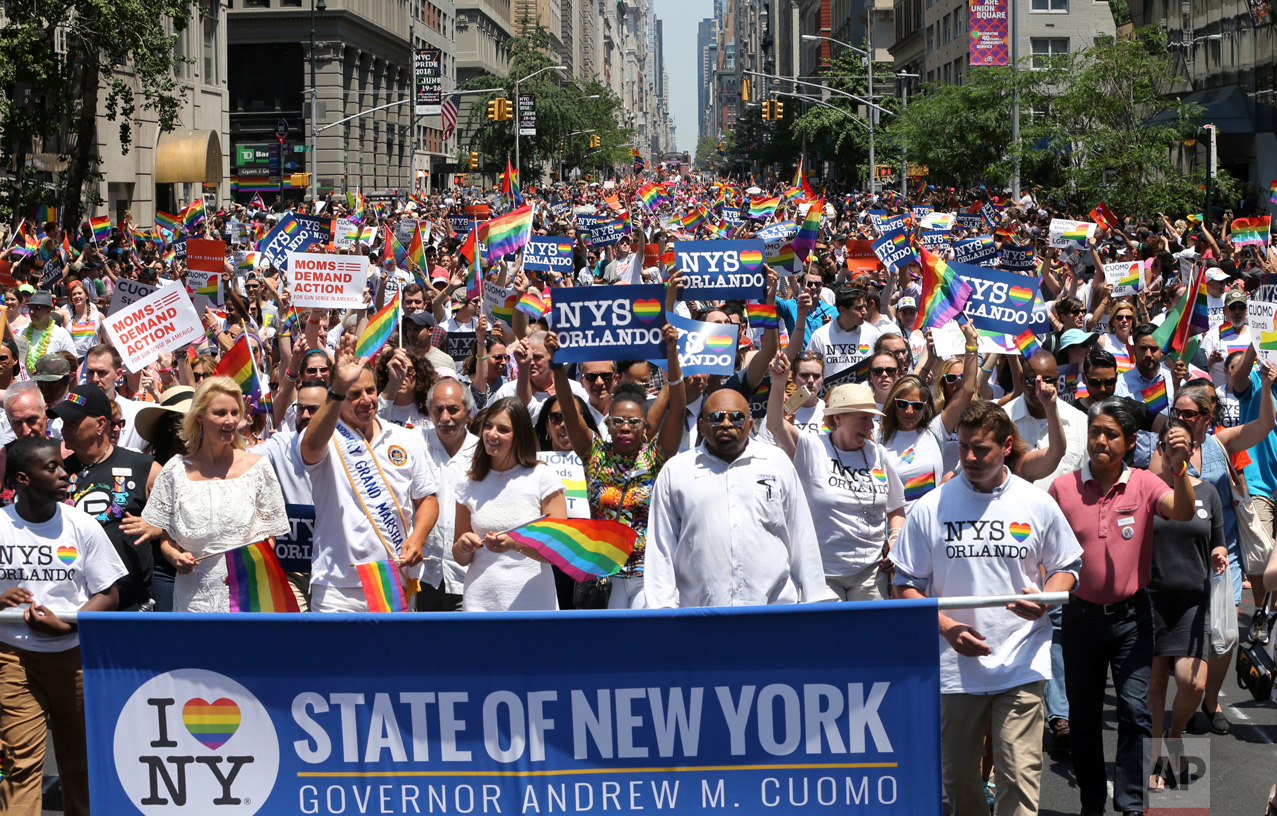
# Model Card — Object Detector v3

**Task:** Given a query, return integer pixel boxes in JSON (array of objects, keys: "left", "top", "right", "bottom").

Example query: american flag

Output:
[{"left": 441, "top": 93, "right": 461, "bottom": 141}]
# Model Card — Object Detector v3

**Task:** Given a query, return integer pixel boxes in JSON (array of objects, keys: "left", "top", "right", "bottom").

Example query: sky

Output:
[{"left": 651, "top": 0, "right": 712, "bottom": 155}]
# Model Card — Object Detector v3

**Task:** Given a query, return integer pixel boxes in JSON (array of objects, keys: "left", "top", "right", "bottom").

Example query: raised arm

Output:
[
  {"left": 546, "top": 333, "right": 596, "bottom": 463},
  {"left": 765, "top": 352, "right": 799, "bottom": 459},
  {"left": 655, "top": 275, "right": 687, "bottom": 458},
  {"left": 1013, "top": 375, "right": 1067, "bottom": 482},
  {"left": 938, "top": 322, "right": 980, "bottom": 433},
  {"left": 1219, "top": 359, "right": 1276, "bottom": 454},
  {"left": 300, "top": 333, "right": 364, "bottom": 465}
]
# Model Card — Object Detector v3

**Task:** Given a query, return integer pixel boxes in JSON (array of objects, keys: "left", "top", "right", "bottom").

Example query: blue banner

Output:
[
  {"left": 550, "top": 283, "right": 668, "bottom": 362},
  {"left": 949, "top": 260, "right": 1042, "bottom": 335},
  {"left": 259, "top": 214, "right": 333, "bottom": 271},
  {"left": 652, "top": 311, "right": 739, "bottom": 375},
  {"left": 275, "top": 502, "right": 314, "bottom": 573},
  {"left": 673, "top": 239, "right": 767, "bottom": 300},
  {"left": 584, "top": 218, "right": 626, "bottom": 248},
  {"left": 871, "top": 234, "right": 918, "bottom": 273},
  {"left": 954, "top": 213, "right": 984, "bottom": 232},
  {"left": 523, "top": 236, "right": 576, "bottom": 274},
  {"left": 952, "top": 236, "right": 997, "bottom": 266},
  {"left": 449, "top": 215, "right": 475, "bottom": 236},
  {"left": 721, "top": 207, "right": 744, "bottom": 227},
  {"left": 999, "top": 246, "right": 1036, "bottom": 273},
  {"left": 756, "top": 223, "right": 796, "bottom": 242},
  {"left": 82, "top": 603, "right": 941, "bottom": 815}
]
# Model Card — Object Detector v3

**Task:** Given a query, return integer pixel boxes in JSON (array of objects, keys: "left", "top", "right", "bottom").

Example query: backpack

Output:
[{"left": 1236, "top": 637, "right": 1276, "bottom": 703}]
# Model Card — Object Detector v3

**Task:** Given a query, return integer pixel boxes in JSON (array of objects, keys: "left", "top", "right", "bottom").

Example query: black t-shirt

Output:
[{"left": 64, "top": 446, "right": 154, "bottom": 610}]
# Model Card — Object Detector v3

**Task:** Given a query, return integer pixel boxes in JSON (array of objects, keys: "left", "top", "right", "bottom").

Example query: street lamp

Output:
[
  {"left": 309, "top": 0, "right": 327, "bottom": 205},
  {"left": 514, "top": 65, "right": 566, "bottom": 185},
  {"left": 802, "top": 31, "right": 877, "bottom": 192}
]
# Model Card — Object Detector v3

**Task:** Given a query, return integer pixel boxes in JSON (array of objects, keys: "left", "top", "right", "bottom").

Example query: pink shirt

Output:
[{"left": 1048, "top": 462, "right": 1171, "bottom": 605}]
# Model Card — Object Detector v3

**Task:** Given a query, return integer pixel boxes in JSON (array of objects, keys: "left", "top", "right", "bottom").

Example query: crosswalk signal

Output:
[
  {"left": 468, "top": 152, "right": 479, "bottom": 170},
  {"left": 773, "top": 101, "right": 784, "bottom": 119},
  {"left": 455, "top": 174, "right": 468, "bottom": 186},
  {"left": 761, "top": 100, "right": 773, "bottom": 120},
  {"left": 487, "top": 99, "right": 499, "bottom": 121}
]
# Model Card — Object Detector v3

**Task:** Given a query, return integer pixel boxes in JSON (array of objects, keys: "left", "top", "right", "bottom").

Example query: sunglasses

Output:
[
  {"left": 295, "top": 402, "right": 322, "bottom": 415},
  {"left": 804, "top": 280, "right": 823, "bottom": 288},
  {"left": 1112, "top": 314, "right": 1134, "bottom": 321},
  {"left": 1059, "top": 308, "right": 1082, "bottom": 316},
  {"left": 1228, "top": 303, "right": 1247, "bottom": 311},
  {"left": 870, "top": 366, "right": 898, "bottom": 377},
  {"left": 192, "top": 371, "right": 211, "bottom": 381},
  {"left": 489, "top": 353, "right": 509, "bottom": 361},
  {"left": 703, "top": 410, "right": 748, "bottom": 427},
  {"left": 941, "top": 373, "right": 961, "bottom": 384},
  {"left": 582, "top": 372, "right": 614, "bottom": 383},
  {"left": 547, "top": 411, "right": 565, "bottom": 424},
  {"left": 609, "top": 416, "right": 644, "bottom": 428},
  {"left": 1087, "top": 376, "right": 1118, "bottom": 388},
  {"left": 894, "top": 398, "right": 927, "bottom": 412},
  {"left": 1173, "top": 407, "right": 1206, "bottom": 421}
]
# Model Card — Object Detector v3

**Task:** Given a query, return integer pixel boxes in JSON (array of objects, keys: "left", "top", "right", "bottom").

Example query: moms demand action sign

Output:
[
  {"left": 103, "top": 286, "right": 204, "bottom": 372},
  {"left": 286, "top": 252, "right": 369, "bottom": 309},
  {"left": 83, "top": 603, "right": 941, "bottom": 815}
]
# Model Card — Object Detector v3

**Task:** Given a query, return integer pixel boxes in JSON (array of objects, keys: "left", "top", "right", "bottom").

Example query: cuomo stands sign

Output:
[{"left": 286, "top": 252, "right": 369, "bottom": 309}]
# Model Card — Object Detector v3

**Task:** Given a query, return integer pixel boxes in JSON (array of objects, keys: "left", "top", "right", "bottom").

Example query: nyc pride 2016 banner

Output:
[
  {"left": 673, "top": 239, "right": 768, "bottom": 300},
  {"left": 83, "top": 603, "right": 941, "bottom": 815},
  {"left": 551, "top": 284, "right": 669, "bottom": 362},
  {"left": 523, "top": 236, "right": 576, "bottom": 274}
]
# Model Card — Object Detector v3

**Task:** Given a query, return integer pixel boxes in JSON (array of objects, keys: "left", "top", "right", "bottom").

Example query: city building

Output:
[{"left": 698, "top": 17, "right": 717, "bottom": 141}]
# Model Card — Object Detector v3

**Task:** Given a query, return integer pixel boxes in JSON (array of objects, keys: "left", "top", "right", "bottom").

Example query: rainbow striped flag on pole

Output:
[
  {"left": 506, "top": 518, "right": 638, "bottom": 582},
  {"left": 1231, "top": 216, "right": 1271, "bottom": 247},
  {"left": 479, "top": 204, "right": 534, "bottom": 259},
  {"left": 356, "top": 560, "right": 409, "bottom": 612},
  {"left": 88, "top": 216, "right": 111, "bottom": 244},
  {"left": 747, "top": 196, "right": 780, "bottom": 220},
  {"left": 226, "top": 540, "right": 300, "bottom": 612},
  {"left": 790, "top": 198, "right": 823, "bottom": 265},
  {"left": 182, "top": 198, "right": 206, "bottom": 230},
  {"left": 356, "top": 294, "right": 400, "bottom": 359},
  {"left": 155, "top": 211, "right": 181, "bottom": 235},
  {"left": 1013, "top": 328, "right": 1042, "bottom": 360},
  {"left": 213, "top": 335, "right": 265, "bottom": 411},
  {"left": 1270, "top": 180, "right": 1277, "bottom": 206},
  {"left": 918, "top": 248, "right": 975, "bottom": 330}
]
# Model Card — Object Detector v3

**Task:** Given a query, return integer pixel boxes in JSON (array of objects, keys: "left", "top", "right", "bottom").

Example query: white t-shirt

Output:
[
  {"left": 440, "top": 315, "right": 477, "bottom": 334},
  {"left": 16, "top": 324, "right": 75, "bottom": 377},
  {"left": 114, "top": 395, "right": 146, "bottom": 452},
  {"left": 377, "top": 396, "right": 432, "bottom": 430},
  {"left": 755, "top": 400, "right": 826, "bottom": 447},
  {"left": 892, "top": 470, "right": 1083, "bottom": 694},
  {"left": 304, "top": 420, "right": 437, "bottom": 587},
  {"left": 423, "top": 430, "right": 479, "bottom": 593},
  {"left": 455, "top": 463, "right": 562, "bottom": 612},
  {"left": 1200, "top": 322, "right": 1251, "bottom": 387},
  {"left": 880, "top": 415, "right": 947, "bottom": 510},
  {"left": 805, "top": 320, "right": 882, "bottom": 384},
  {"left": 0, "top": 504, "right": 126, "bottom": 652},
  {"left": 490, "top": 378, "right": 590, "bottom": 425},
  {"left": 792, "top": 433, "right": 904, "bottom": 576}
]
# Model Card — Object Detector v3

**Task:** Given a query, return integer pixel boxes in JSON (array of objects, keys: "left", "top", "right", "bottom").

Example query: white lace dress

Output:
[{"left": 143, "top": 455, "right": 290, "bottom": 612}]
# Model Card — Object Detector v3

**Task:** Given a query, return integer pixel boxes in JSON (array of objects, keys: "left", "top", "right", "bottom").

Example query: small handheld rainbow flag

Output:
[
  {"left": 636, "top": 182, "right": 664, "bottom": 212},
  {"left": 746, "top": 303, "right": 778, "bottom": 331},
  {"left": 501, "top": 157, "right": 524, "bottom": 207},
  {"left": 278, "top": 305, "right": 301, "bottom": 337},
  {"left": 1089, "top": 203, "right": 1119, "bottom": 232},
  {"left": 792, "top": 156, "right": 815, "bottom": 200},
  {"left": 1141, "top": 378, "right": 1169, "bottom": 415},
  {"left": 919, "top": 248, "right": 975, "bottom": 330},
  {"left": 515, "top": 289, "right": 549, "bottom": 319},
  {"left": 1012, "top": 328, "right": 1041, "bottom": 360},
  {"left": 182, "top": 198, "right": 206, "bottom": 230},
  {"left": 791, "top": 199, "right": 823, "bottom": 266},
  {"left": 480, "top": 204, "right": 534, "bottom": 259},
  {"left": 87, "top": 216, "right": 111, "bottom": 243},
  {"left": 356, "top": 560, "right": 409, "bottom": 612},
  {"left": 356, "top": 294, "right": 401, "bottom": 359},
  {"left": 406, "top": 223, "right": 427, "bottom": 272},
  {"left": 747, "top": 196, "right": 780, "bottom": 220},
  {"left": 213, "top": 335, "right": 264, "bottom": 412},
  {"left": 226, "top": 540, "right": 300, "bottom": 612},
  {"left": 506, "top": 518, "right": 638, "bottom": 582},
  {"left": 34, "top": 204, "right": 56, "bottom": 225},
  {"left": 1269, "top": 180, "right": 1277, "bottom": 207},
  {"left": 902, "top": 471, "right": 935, "bottom": 502},
  {"left": 1232, "top": 216, "right": 1271, "bottom": 247}
]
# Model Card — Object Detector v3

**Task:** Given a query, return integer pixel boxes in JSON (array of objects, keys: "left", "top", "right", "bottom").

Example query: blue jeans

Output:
[
  {"left": 1045, "top": 604, "right": 1068, "bottom": 722},
  {"left": 1062, "top": 593, "right": 1154, "bottom": 814}
]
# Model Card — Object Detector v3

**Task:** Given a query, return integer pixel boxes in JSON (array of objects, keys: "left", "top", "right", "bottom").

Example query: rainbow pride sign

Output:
[
  {"left": 671, "top": 239, "right": 768, "bottom": 300},
  {"left": 946, "top": 260, "right": 1042, "bottom": 336},
  {"left": 652, "top": 310, "right": 740, "bottom": 375},
  {"left": 550, "top": 283, "right": 668, "bottom": 363}
]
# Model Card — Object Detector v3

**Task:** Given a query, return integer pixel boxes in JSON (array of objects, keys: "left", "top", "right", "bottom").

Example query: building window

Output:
[
  {"left": 942, "top": 14, "right": 950, "bottom": 44},
  {"left": 202, "top": 9, "right": 218, "bottom": 82},
  {"left": 943, "top": 63, "right": 950, "bottom": 83},
  {"left": 281, "top": 0, "right": 301, "bottom": 6},
  {"left": 1031, "top": 0, "right": 1067, "bottom": 10},
  {"left": 243, "top": 0, "right": 268, "bottom": 6},
  {"left": 926, "top": 24, "right": 933, "bottom": 52},
  {"left": 1030, "top": 37, "right": 1068, "bottom": 67}
]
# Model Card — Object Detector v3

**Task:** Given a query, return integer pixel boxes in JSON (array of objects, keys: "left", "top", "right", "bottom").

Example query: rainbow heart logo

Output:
[
  {"left": 56, "top": 546, "right": 77, "bottom": 565},
  {"left": 1009, "top": 522, "right": 1031, "bottom": 542},
  {"left": 705, "top": 334, "right": 734, "bottom": 350},
  {"left": 632, "top": 299, "right": 662, "bottom": 322},
  {"left": 183, "top": 697, "right": 241, "bottom": 750},
  {"left": 738, "top": 249, "right": 764, "bottom": 268},
  {"left": 1008, "top": 286, "right": 1033, "bottom": 303},
  {"left": 871, "top": 467, "right": 887, "bottom": 483},
  {"left": 858, "top": 343, "right": 871, "bottom": 353}
]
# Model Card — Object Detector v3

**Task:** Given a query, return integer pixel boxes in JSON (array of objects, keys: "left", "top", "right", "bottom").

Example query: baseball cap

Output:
[
  {"left": 897, "top": 296, "right": 917, "bottom": 311},
  {"left": 1224, "top": 289, "right": 1247, "bottom": 306},
  {"left": 1206, "top": 268, "right": 1230, "bottom": 283},
  {"left": 33, "top": 354, "right": 71, "bottom": 382},
  {"left": 824, "top": 383, "right": 884, "bottom": 417},
  {"left": 1058, "top": 329, "right": 1099, "bottom": 350},
  {"left": 48, "top": 384, "right": 112, "bottom": 422}
]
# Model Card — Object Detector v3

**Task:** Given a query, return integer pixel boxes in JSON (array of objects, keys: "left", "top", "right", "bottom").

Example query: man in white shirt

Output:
[
  {"left": 892, "top": 401, "right": 1081, "bottom": 816},
  {"left": 492, "top": 330, "right": 589, "bottom": 424},
  {"left": 1005, "top": 351, "right": 1087, "bottom": 488},
  {"left": 1116, "top": 323, "right": 1175, "bottom": 468},
  {"left": 805, "top": 285, "right": 882, "bottom": 389},
  {"left": 1201, "top": 288, "right": 1250, "bottom": 386},
  {"left": 14, "top": 291, "right": 74, "bottom": 379},
  {"left": 82, "top": 344, "right": 146, "bottom": 451},
  {"left": 300, "top": 334, "right": 440, "bottom": 612},
  {"left": 418, "top": 379, "right": 479, "bottom": 611},
  {"left": 644, "top": 388, "right": 824, "bottom": 607},
  {"left": 578, "top": 360, "right": 616, "bottom": 430}
]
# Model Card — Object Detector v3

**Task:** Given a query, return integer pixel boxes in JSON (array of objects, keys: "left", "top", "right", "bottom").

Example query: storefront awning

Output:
[{"left": 155, "top": 130, "right": 222, "bottom": 185}]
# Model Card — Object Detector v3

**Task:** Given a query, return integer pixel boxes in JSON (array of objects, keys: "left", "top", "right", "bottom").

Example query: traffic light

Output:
[
  {"left": 741, "top": 78, "right": 750, "bottom": 101},
  {"left": 773, "top": 100, "right": 784, "bottom": 119},
  {"left": 497, "top": 98, "right": 512, "bottom": 121},
  {"left": 468, "top": 152, "right": 478, "bottom": 170},
  {"left": 589, "top": 134, "right": 601, "bottom": 149},
  {"left": 487, "top": 99, "right": 499, "bottom": 120},
  {"left": 454, "top": 174, "right": 468, "bottom": 186},
  {"left": 761, "top": 100, "right": 773, "bottom": 120}
]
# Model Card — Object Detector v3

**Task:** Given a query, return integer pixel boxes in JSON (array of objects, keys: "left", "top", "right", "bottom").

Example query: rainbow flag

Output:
[
  {"left": 480, "top": 204, "right": 533, "bottom": 259},
  {"left": 680, "top": 208, "right": 706, "bottom": 233},
  {"left": 1089, "top": 203, "right": 1119, "bottom": 232},
  {"left": 748, "top": 196, "right": 780, "bottom": 220},
  {"left": 1152, "top": 264, "right": 1205, "bottom": 354},
  {"left": 356, "top": 295, "right": 401, "bottom": 359},
  {"left": 34, "top": 204, "right": 56, "bottom": 225},
  {"left": 902, "top": 471, "right": 935, "bottom": 502},
  {"left": 406, "top": 223, "right": 427, "bottom": 272},
  {"left": 356, "top": 560, "right": 408, "bottom": 612},
  {"left": 1141, "top": 378, "right": 1169, "bottom": 415},
  {"left": 226, "top": 540, "right": 300, "bottom": 612},
  {"left": 213, "top": 335, "right": 262, "bottom": 408},
  {"left": 782, "top": 186, "right": 804, "bottom": 202},
  {"left": 792, "top": 156, "right": 815, "bottom": 200},
  {"left": 919, "top": 248, "right": 975, "bottom": 330},
  {"left": 507, "top": 518, "right": 638, "bottom": 582},
  {"left": 516, "top": 289, "right": 549, "bottom": 320},
  {"left": 636, "top": 182, "right": 663, "bottom": 212},
  {"left": 791, "top": 198, "right": 823, "bottom": 265},
  {"left": 746, "top": 303, "right": 778, "bottom": 331},
  {"left": 1270, "top": 180, "right": 1277, "bottom": 206},
  {"left": 1188, "top": 268, "right": 1211, "bottom": 335},
  {"left": 1013, "top": 329, "right": 1041, "bottom": 360},
  {"left": 278, "top": 305, "right": 301, "bottom": 337},
  {"left": 502, "top": 157, "right": 523, "bottom": 207},
  {"left": 88, "top": 216, "right": 111, "bottom": 243},
  {"left": 1232, "top": 217, "right": 1271, "bottom": 247},
  {"left": 182, "top": 198, "right": 206, "bottom": 230}
]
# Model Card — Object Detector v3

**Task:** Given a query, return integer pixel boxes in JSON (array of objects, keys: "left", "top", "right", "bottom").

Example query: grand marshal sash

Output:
[{"left": 331, "top": 420, "right": 412, "bottom": 566}]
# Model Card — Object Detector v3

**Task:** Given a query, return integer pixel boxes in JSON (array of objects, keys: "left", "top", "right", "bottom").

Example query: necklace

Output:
[{"left": 78, "top": 444, "right": 113, "bottom": 479}]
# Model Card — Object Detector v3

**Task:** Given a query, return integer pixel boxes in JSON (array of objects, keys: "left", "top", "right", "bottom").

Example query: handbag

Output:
[{"left": 1214, "top": 436, "right": 1275, "bottom": 575}]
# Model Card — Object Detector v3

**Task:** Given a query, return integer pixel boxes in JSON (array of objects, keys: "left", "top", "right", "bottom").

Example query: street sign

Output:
[{"left": 275, "top": 119, "right": 289, "bottom": 141}]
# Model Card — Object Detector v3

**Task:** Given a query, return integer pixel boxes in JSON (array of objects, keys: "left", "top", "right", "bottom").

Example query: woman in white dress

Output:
[
  {"left": 453, "top": 397, "right": 567, "bottom": 611},
  {"left": 142, "top": 377, "right": 290, "bottom": 612}
]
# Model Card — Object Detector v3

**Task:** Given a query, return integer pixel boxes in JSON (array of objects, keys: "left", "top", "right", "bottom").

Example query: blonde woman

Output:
[
  {"left": 58, "top": 279, "right": 102, "bottom": 359},
  {"left": 142, "top": 377, "right": 289, "bottom": 611}
]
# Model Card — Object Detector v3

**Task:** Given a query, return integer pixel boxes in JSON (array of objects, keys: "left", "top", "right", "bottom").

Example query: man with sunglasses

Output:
[
  {"left": 644, "top": 388, "right": 824, "bottom": 608},
  {"left": 1201, "top": 289, "right": 1250, "bottom": 387},
  {"left": 776, "top": 271, "right": 837, "bottom": 347},
  {"left": 1116, "top": 323, "right": 1177, "bottom": 469}
]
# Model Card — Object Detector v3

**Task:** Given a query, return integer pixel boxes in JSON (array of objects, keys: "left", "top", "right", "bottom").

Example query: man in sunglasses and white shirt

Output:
[{"left": 644, "top": 388, "right": 824, "bottom": 608}]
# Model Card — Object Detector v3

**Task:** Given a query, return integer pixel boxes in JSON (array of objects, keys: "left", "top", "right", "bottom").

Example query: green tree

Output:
[{"left": 0, "top": 0, "right": 196, "bottom": 230}]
